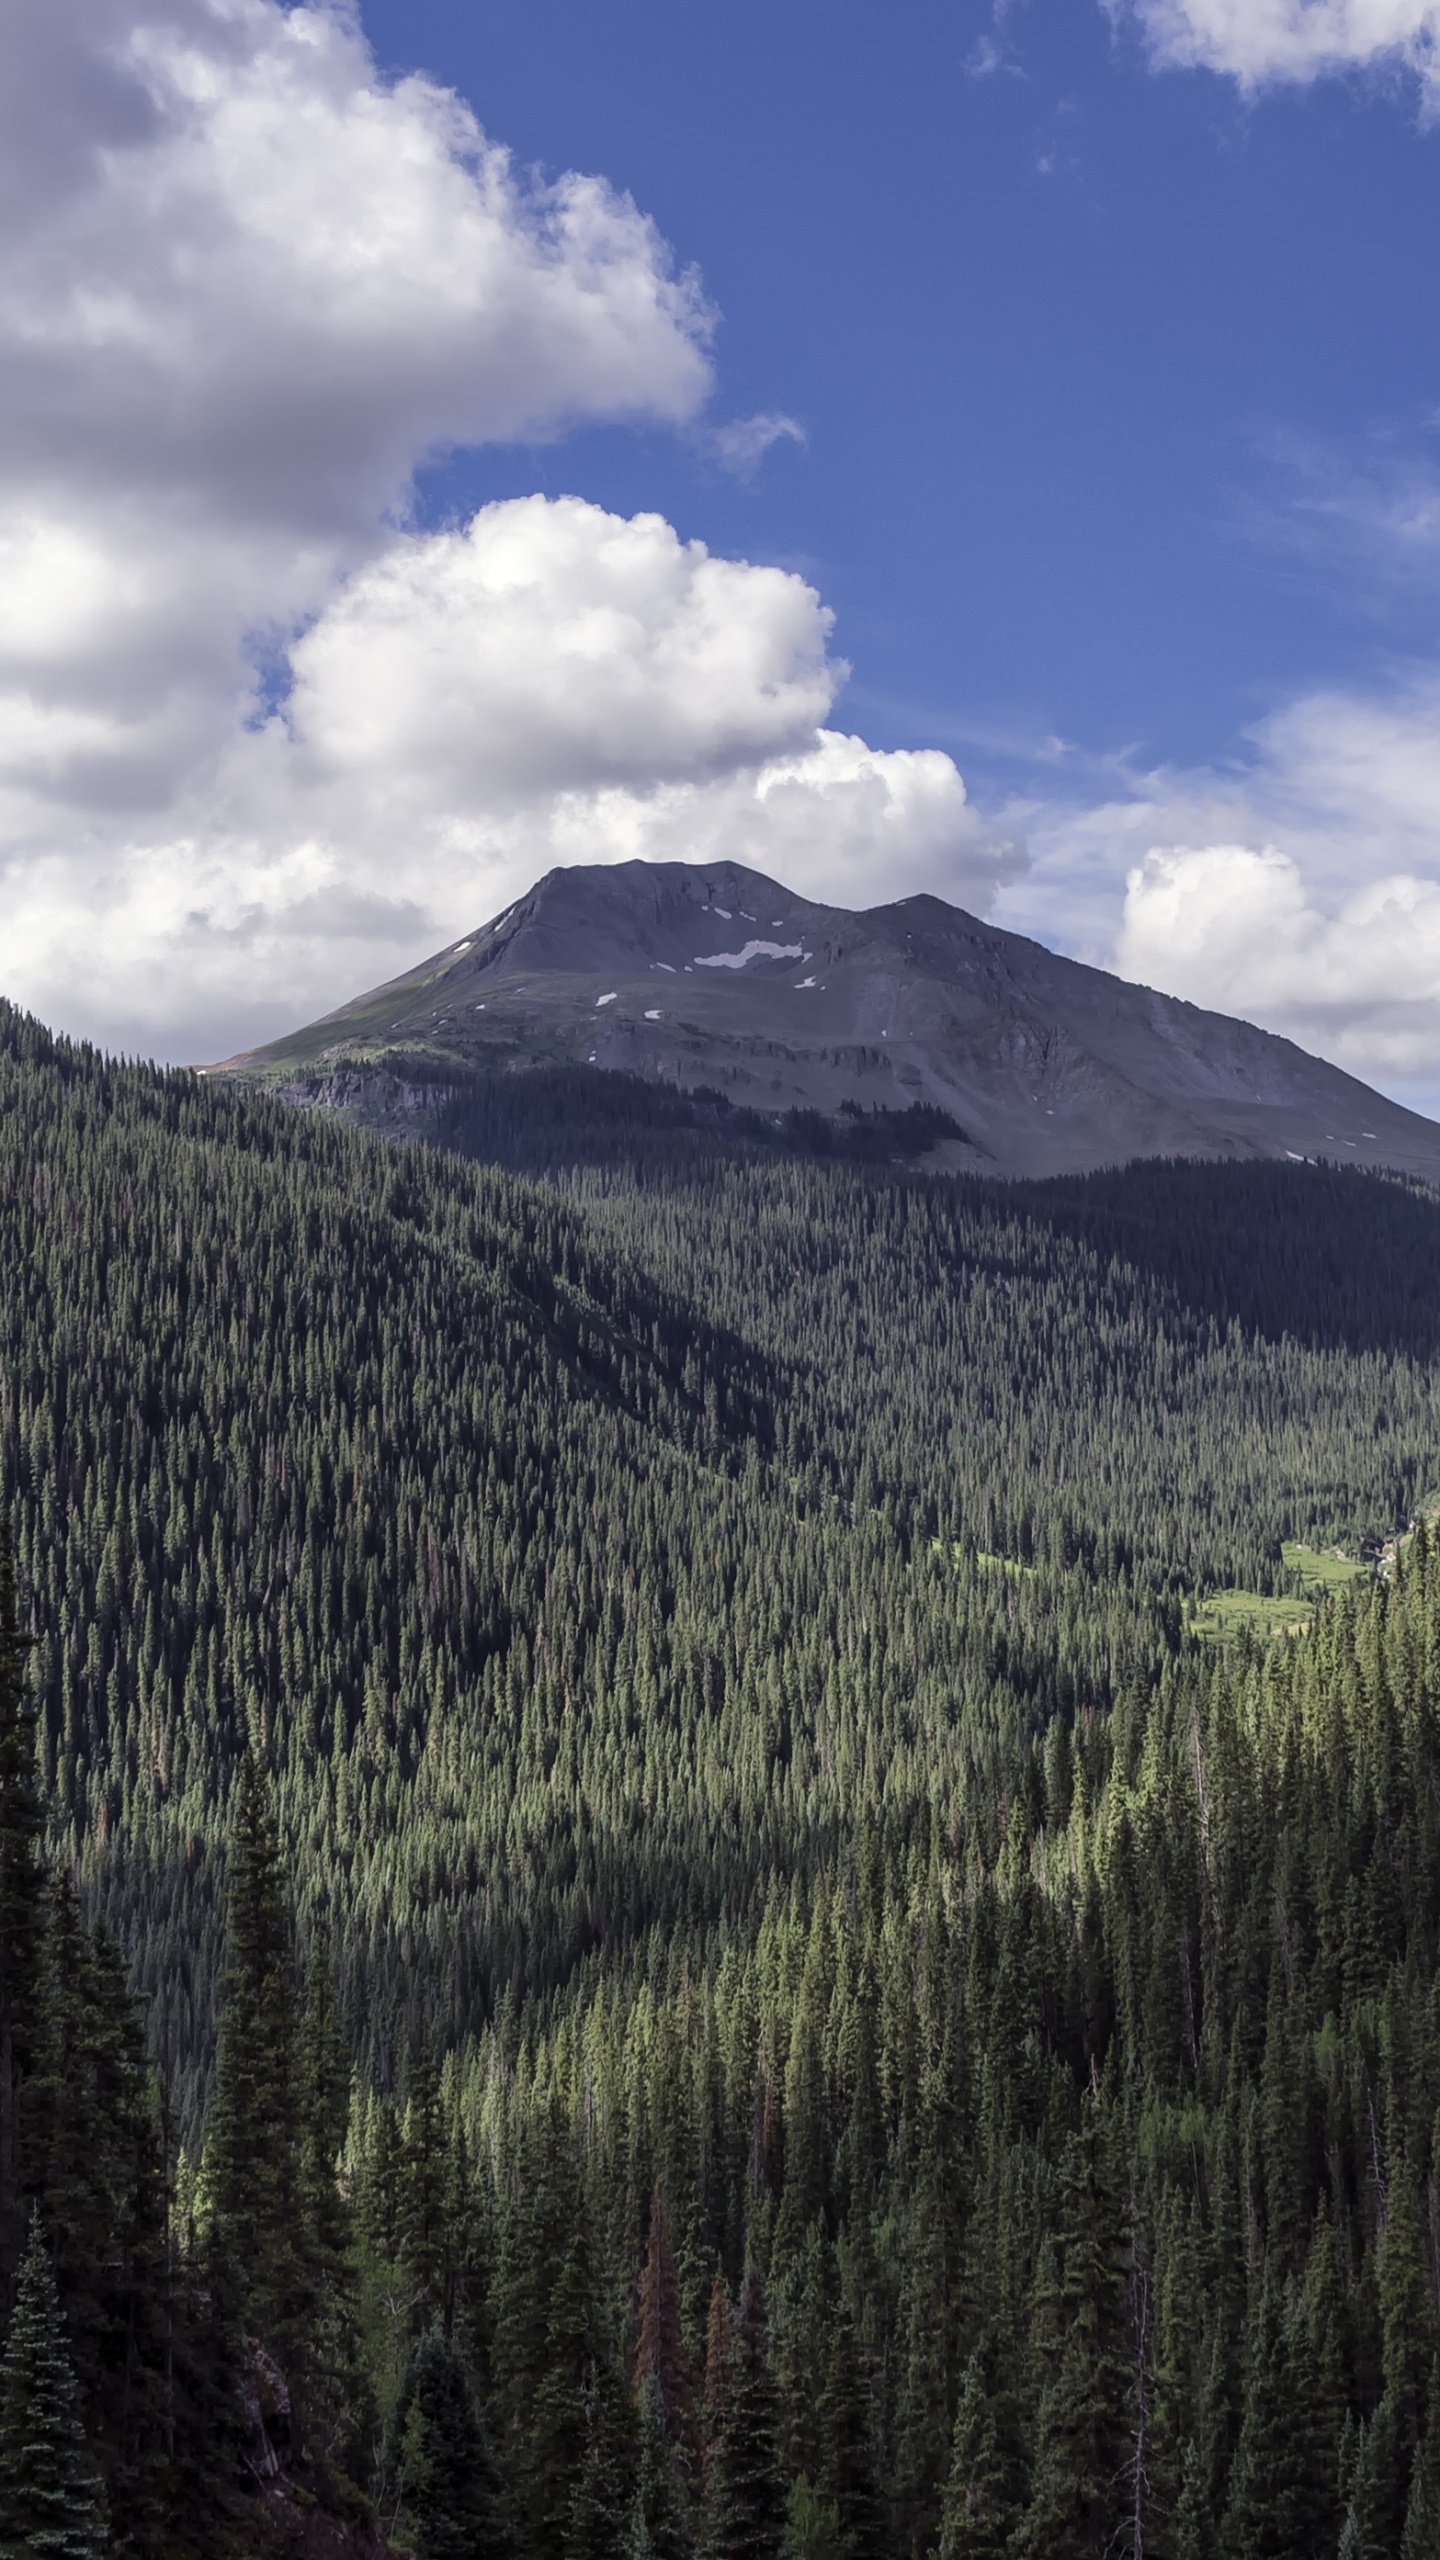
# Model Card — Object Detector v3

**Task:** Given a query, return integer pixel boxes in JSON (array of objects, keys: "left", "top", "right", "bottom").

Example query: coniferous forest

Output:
[{"left": 5, "top": 998, "right": 1440, "bottom": 2558}]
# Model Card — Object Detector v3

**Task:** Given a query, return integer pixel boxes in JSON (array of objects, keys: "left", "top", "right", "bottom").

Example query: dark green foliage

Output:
[
  {"left": 627, "top": 2375, "right": 690, "bottom": 2560},
  {"left": 1021, "top": 2099, "right": 1131, "bottom": 2559},
  {"left": 0, "top": 1526, "right": 42, "bottom": 2294},
  {"left": 204, "top": 1751, "right": 308, "bottom": 2363},
  {"left": 703, "top": 2271, "right": 785, "bottom": 2560},
  {"left": 7, "top": 1004, "right": 1440, "bottom": 2552},
  {"left": 395, "top": 2325, "right": 510, "bottom": 2560},
  {"left": 938, "top": 2355, "right": 1013, "bottom": 2560},
  {"left": 1221, "top": 2277, "right": 1331, "bottom": 2560},
  {"left": 0, "top": 2213, "right": 107, "bottom": 2560}
]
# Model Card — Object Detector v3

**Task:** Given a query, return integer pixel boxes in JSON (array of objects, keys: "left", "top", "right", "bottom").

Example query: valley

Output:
[{"left": 5, "top": 995, "right": 1440, "bottom": 2555}]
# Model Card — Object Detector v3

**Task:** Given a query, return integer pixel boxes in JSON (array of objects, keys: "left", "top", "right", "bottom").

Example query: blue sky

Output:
[
  {"left": 3, "top": 0, "right": 1440, "bottom": 1096},
  {"left": 369, "top": 0, "right": 1440, "bottom": 790}
]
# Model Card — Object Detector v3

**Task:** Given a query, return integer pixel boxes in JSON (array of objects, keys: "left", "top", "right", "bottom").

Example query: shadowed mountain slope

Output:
[{"left": 224, "top": 858, "right": 1440, "bottom": 1181}]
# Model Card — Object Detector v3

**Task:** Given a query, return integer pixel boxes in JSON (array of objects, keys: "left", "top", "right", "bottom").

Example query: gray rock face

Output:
[{"left": 226, "top": 858, "right": 1440, "bottom": 1181}]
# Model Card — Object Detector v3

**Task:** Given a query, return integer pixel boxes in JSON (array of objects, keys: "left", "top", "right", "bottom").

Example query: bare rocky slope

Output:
[{"left": 221, "top": 858, "right": 1440, "bottom": 1181}]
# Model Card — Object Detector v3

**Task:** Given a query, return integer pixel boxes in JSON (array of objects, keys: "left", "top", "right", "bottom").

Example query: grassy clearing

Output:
[
  {"left": 1282, "top": 1541, "right": 1367, "bottom": 1593},
  {"left": 1189, "top": 1587, "right": 1316, "bottom": 1644}
]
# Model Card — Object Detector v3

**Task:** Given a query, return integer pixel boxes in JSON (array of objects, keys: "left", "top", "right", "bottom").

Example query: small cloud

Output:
[
  {"left": 965, "top": 1, "right": 1027, "bottom": 78},
  {"left": 706, "top": 413, "right": 807, "bottom": 480}
]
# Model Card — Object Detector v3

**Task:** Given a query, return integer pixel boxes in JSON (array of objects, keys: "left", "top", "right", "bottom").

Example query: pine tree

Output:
[
  {"left": 566, "top": 2360, "right": 633, "bottom": 2560},
  {"left": 400, "top": 2041, "right": 449, "bottom": 2342},
  {"left": 627, "top": 2373, "right": 691, "bottom": 2560},
  {"left": 204, "top": 1750, "right": 307, "bottom": 2371},
  {"left": 0, "top": 1529, "right": 44, "bottom": 2292},
  {"left": 1022, "top": 2098, "right": 1130, "bottom": 2560},
  {"left": 297, "top": 1935, "right": 370, "bottom": 2477},
  {"left": 394, "top": 2324, "right": 511, "bottom": 2560},
  {"left": 1401, "top": 2359, "right": 1440, "bottom": 2560},
  {"left": 0, "top": 2213, "right": 108, "bottom": 2560},
  {"left": 635, "top": 2184, "right": 697, "bottom": 2470},
  {"left": 939, "top": 2353, "right": 1014, "bottom": 2560},
  {"left": 1345, "top": 2396, "right": 1407, "bottom": 2560},
  {"left": 1221, "top": 2275, "right": 1326, "bottom": 2560},
  {"left": 782, "top": 2474, "right": 842, "bottom": 2560},
  {"left": 815, "top": 2297, "right": 883, "bottom": 2560},
  {"left": 1172, "top": 2435, "right": 1214, "bottom": 2560},
  {"left": 703, "top": 2266, "right": 785, "bottom": 2560}
]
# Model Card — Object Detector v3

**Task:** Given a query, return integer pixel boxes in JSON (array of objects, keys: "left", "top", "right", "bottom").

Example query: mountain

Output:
[{"left": 223, "top": 856, "right": 1440, "bottom": 1180}]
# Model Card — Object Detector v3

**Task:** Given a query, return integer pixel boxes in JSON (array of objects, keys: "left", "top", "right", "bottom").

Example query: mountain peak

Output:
[{"left": 224, "top": 859, "right": 1440, "bottom": 1183}]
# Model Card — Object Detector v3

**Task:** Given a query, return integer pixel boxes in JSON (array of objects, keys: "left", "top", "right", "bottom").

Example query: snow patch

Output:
[
  {"left": 645, "top": 1008, "right": 662, "bottom": 1021},
  {"left": 695, "top": 941, "right": 804, "bottom": 971},
  {"left": 596, "top": 991, "right": 618, "bottom": 1007},
  {"left": 795, "top": 976, "right": 817, "bottom": 989}
]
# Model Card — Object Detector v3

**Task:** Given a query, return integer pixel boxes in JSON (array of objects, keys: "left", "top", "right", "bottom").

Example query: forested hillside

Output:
[{"left": 3, "top": 1001, "right": 1440, "bottom": 2557}]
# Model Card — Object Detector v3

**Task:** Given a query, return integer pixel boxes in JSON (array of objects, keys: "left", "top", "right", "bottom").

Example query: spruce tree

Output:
[
  {"left": 566, "top": 2361, "right": 633, "bottom": 2560},
  {"left": 0, "top": 1529, "right": 43, "bottom": 2293},
  {"left": 204, "top": 1749, "right": 307, "bottom": 2374},
  {"left": 395, "top": 2323, "right": 511, "bottom": 2560},
  {"left": 1221, "top": 2276, "right": 1325, "bottom": 2560},
  {"left": 627, "top": 2373, "right": 691, "bottom": 2560},
  {"left": 1401, "top": 2359, "right": 1440, "bottom": 2560},
  {"left": 938, "top": 2353, "right": 1014, "bottom": 2560},
  {"left": 0, "top": 2213, "right": 108, "bottom": 2560},
  {"left": 782, "top": 2475, "right": 842, "bottom": 2560},
  {"left": 297, "top": 1935, "right": 369, "bottom": 2478},
  {"left": 1022, "top": 2098, "right": 1130, "bottom": 2560},
  {"left": 815, "top": 2298, "right": 883, "bottom": 2560},
  {"left": 635, "top": 2184, "right": 697, "bottom": 2471},
  {"left": 702, "top": 2266, "right": 785, "bottom": 2560}
]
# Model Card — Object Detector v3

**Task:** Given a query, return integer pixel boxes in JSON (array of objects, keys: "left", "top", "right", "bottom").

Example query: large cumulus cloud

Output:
[{"left": 3, "top": 493, "right": 1016, "bottom": 1057}]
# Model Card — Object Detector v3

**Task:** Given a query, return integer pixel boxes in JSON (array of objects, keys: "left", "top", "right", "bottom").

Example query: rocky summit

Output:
[{"left": 223, "top": 857, "right": 1440, "bottom": 1180}]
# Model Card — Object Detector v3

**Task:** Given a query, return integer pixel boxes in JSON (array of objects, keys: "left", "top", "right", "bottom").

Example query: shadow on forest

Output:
[
  {"left": 1005, "top": 1158, "right": 1440, "bottom": 1363},
  {"left": 414, "top": 1055, "right": 1440, "bottom": 1367}
]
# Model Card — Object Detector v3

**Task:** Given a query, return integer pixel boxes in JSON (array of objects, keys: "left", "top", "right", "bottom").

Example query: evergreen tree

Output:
[
  {"left": 0, "top": 2213, "right": 108, "bottom": 2560},
  {"left": 298, "top": 1935, "right": 370, "bottom": 2476},
  {"left": 1172, "top": 2435, "right": 1214, "bottom": 2560},
  {"left": 635, "top": 2184, "right": 697, "bottom": 2470},
  {"left": 815, "top": 2299, "right": 883, "bottom": 2560},
  {"left": 627, "top": 2373, "right": 691, "bottom": 2560},
  {"left": 566, "top": 2361, "right": 633, "bottom": 2560},
  {"left": 394, "top": 2324, "right": 511, "bottom": 2560},
  {"left": 1022, "top": 2099, "right": 1130, "bottom": 2560},
  {"left": 1221, "top": 2276, "right": 1326, "bottom": 2560},
  {"left": 0, "top": 1529, "right": 43, "bottom": 2293},
  {"left": 1401, "top": 2360, "right": 1440, "bottom": 2560},
  {"left": 782, "top": 2475, "right": 842, "bottom": 2560},
  {"left": 204, "top": 1751, "right": 307, "bottom": 2372},
  {"left": 702, "top": 2267, "right": 786, "bottom": 2560},
  {"left": 938, "top": 2353, "right": 1014, "bottom": 2560}
]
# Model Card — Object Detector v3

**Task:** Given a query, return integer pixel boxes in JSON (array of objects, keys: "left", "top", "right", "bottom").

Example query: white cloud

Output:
[
  {"left": 995, "top": 671, "right": 1440, "bottom": 1106},
  {"left": 286, "top": 496, "right": 835, "bottom": 796},
  {"left": 1119, "top": 846, "right": 1440, "bottom": 1083},
  {"left": 1115, "top": 0, "right": 1440, "bottom": 106},
  {"left": 706, "top": 413, "right": 807, "bottom": 479},
  {"left": 2, "top": 491, "right": 1015, "bottom": 1058}
]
